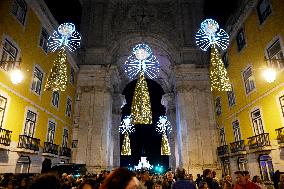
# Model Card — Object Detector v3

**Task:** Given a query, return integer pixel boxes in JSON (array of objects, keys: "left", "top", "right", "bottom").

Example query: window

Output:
[
  {"left": 72, "top": 140, "right": 78, "bottom": 148},
  {"left": 243, "top": 66, "right": 255, "bottom": 94},
  {"left": 236, "top": 28, "right": 246, "bottom": 51},
  {"left": 220, "top": 128, "right": 226, "bottom": 146},
  {"left": 267, "top": 39, "right": 284, "bottom": 69},
  {"left": 23, "top": 110, "right": 37, "bottom": 137},
  {"left": 11, "top": 0, "right": 27, "bottom": 25},
  {"left": 259, "top": 154, "right": 274, "bottom": 181},
  {"left": 0, "top": 95, "right": 7, "bottom": 128},
  {"left": 39, "top": 27, "right": 49, "bottom": 53},
  {"left": 257, "top": 0, "right": 272, "bottom": 24},
  {"left": 52, "top": 91, "right": 60, "bottom": 108},
  {"left": 227, "top": 88, "right": 236, "bottom": 107},
  {"left": 222, "top": 158, "right": 230, "bottom": 176},
  {"left": 31, "top": 67, "right": 43, "bottom": 95},
  {"left": 47, "top": 121, "right": 55, "bottom": 143},
  {"left": 232, "top": 120, "right": 242, "bottom": 142},
  {"left": 0, "top": 39, "right": 18, "bottom": 71},
  {"left": 222, "top": 52, "right": 229, "bottom": 68},
  {"left": 215, "top": 97, "right": 222, "bottom": 116},
  {"left": 279, "top": 95, "right": 284, "bottom": 118},
  {"left": 66, "top": 98, "right": 72, "bottom": 117},
  {"left": 62, "top": 129, "right": 68, "bottom": 147},
  {"left": 237, "top": 157, "right": 247, "bottom": 171},
  {"left": 70, "top": 67, "right": 75, "bottom": 84},
  {"left": 251, "top": 109, "right": 264, "bottom": 135}
]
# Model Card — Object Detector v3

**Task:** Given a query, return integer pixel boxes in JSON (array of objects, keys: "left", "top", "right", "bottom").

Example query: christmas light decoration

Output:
[
  {"left": 45, "top": 23, "right": 81, "bottom": 91},
  {"left": 10, "top": 68, "right": 24, "bottom": 85},
  {"left": 120, "top": 116, "right": 135, "bottom": 156},
  {"left": 156, "top": 116, "right": 171, "bottom": 155},
  {"left": 131, "top": 72, "right": 152, "bottom": 124},
  {"left": 263, "top": 67, "right": 276, "bottom": 83},
  {"left": 195, "top": 19, "right": 232, "bottom": 91}
]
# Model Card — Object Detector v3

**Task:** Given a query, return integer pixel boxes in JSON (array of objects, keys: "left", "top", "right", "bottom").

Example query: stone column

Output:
[{"left": 174, "top": 64, "right": 218, "bottom": 175}]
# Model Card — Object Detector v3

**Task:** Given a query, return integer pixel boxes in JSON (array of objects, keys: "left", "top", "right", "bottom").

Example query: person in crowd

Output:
[
  {"left": 140, "top": 171, "right": 153, "bottom": 189},
  {"left": 202, "top": 169, "right": 219, "bottom": 189},
  {"left": 273, "top": 170, "right": 281, "bottom": 189},
  {"left": 79, "top": 179, "right": 99, "bottom": 189},
  {"left": 233, "top": 171, "right": 260, "bottom": 189},
  {"left": 99, "top": 167, "right": 140, "bottom": 189},
  {"left": 198, "top": 182, "right": 209, "bottom": 189},
  {"left": 17, "top": 178, "right": 29, "bottom": 189},
  {"left": 153, "top": 180, "right": 163, "bottom": 189},
  {"left": 188, "top": 174, "right": 197, "bottom": 187},
  {"left": 29, "top": 173, "right": 61, "bottom": 189},
  {"left": 222, "top": 175, "right": 233, "bottom": 189},
  {"left": 243, "top": 171, "right": 251, "bottom": 181},
  {"left": 5, "top": 179, "right": 16, "bottom": 189},
  {"left": 212, "top": 171, "right": 220, "bottom": 185},
  {"left": 172, "top": 167, "right": 196, "bottom": 189},
  {"left": 252, "top": 176, "right": 266, "bottom": 189},
  {"left": 278, "top": 174, "right": 284, "bottom": 189},
  {"left": 163, "top": 171, "right": 174, "bottom": 189},
  {"left": 196, "top": 174, "right": 203, "bottom": 187}
]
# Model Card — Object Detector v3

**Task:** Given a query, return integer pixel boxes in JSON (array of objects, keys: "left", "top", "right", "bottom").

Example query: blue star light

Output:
[
  {"left": 124, "top": 43, "right": 160, "bottom": 80},
  {"left": 195, "top": 19, "right": 229, "bottom": 51},
  {"left": 48, "top": 23, "right": 81, "bottom": 52},
  {"left": 156, "top": 116, "right": 172, "bottom": 134},
  {"left": 119, "top": 116, "right": 135, "bottom": 134}
]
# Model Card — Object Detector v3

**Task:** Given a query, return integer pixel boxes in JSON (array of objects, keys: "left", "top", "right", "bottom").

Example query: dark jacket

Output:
[{"left": 172, "top": 179, "right": 196, "bottom": 189}]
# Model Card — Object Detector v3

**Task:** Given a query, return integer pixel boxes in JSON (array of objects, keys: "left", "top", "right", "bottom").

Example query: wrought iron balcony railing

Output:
[
  {"left": 43, "top": 142, "right": 59, "bottom": 155},
  {"left": 247, "top": 133, "right": 271, "bottom": 150},
  {"left": 0, "top": 128, "right": 12, "bottom": 146},
  {"left": 59, "top": 146, "right": 71, "bottom": 157},
  {"left": 230, "top": 140, "right": 246, "bottom": 153},
  {"left": 17, "top": 135, "right": 40, "bottom": 151},
  {"left": 275, "top": 127, "right": 284, "bottom": 143},
  {"left": 217, "top": 145, "right": 230, "bottom": 156}
]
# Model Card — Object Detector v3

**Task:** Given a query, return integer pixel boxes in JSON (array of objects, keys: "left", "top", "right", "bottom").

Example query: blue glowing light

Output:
[
  {"left": 48, "top": 23, "right": 81, "bottom": 52},
  {"left": 195, "top": 19, "right": 229, "bottom": 51},
  {"left": 156, "top": 116, "right": 172, "bottom": 134},
  {"left": 119, "top": 116, "right": 135, "bottom": 134},
  {"left": 124, "top": 43, "right": 160, "bottom": 80}
]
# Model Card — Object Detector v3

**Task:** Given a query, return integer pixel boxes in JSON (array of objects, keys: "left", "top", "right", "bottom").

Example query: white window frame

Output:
[
  {"left": 0, "top": 37, "right": 21, "bottom": 72},
  {"left": 236, "top": 27, "right": 246, "bottom": 52},
  {"left": 65, "top": 97, "right": 72, "bottom": 117},
  {"left": 23, "top": 108, "right": 37, "bottom": 137},
  {"left": 62, "top": 128, "right": 68, "bottom": 147},
  {"left": 215, "top": 97, "right": 222, "bottom": 116},
  {"left": 0, "top": 94, "right": 8, "bottom": 128},
  {"left": 227, "top": 87, "right": 236, "bottom": 107},
  {"left": 265, "top": 36, "right": 284, "bottom": 70},
  {"left": 232, "top": 120, "right": 242, "bottom": 142},
  {"left": 257, "top": 0, "right": 272, "bottom": 25},
  {"left": 31, "top": 65, "right": 44, "bottom": 96},
  {"left": 39, "top": 27, "right": 49, "bottom": 53},
  {"left": 242, "top": 66, "right": 256, "bottom": 95},
  {"left": 70, "top": 67, "right": 75, "bottom": 85},
  {"left": 220, "top": 127, "right": 226, "bottom": 146},
  {"left": 251, "top": 108, "right": 265, "bottom": 135},
  {"left": 11, "top": 0, "right": 27, "bottom": 25},
  {"left": 51, "top": 91, "right": 60, "bottom": 109},
  {"left": 46, "top": 119, "right": 56, "bottom": 143}
]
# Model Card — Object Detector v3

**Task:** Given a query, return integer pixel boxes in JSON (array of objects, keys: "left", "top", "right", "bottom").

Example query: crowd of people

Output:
[{"left": 0, "top": 168, "right": 283, "bottom": 189}]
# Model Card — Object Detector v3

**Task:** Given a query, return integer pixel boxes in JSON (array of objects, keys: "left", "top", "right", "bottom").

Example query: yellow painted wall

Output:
[
  {"left": 0, "top": 0, "right": 77, "bottom": 147},
  {"left": 212, "top": 0, "right": 284, "bottom": 145}
]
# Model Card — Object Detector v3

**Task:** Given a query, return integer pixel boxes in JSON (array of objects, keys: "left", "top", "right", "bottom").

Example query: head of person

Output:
[
  {"left": 197, "top": 174, "right": 201, "bottom": 178},
  {"left": 198, "top": 182, "right": 209, "bottom": 189},
  {"left": 243, "top": 171, "right": 250, "bottom": 181},
  {"left": 203, "top": 169, "right": 212, "bottom": 178},
  {"left": 176, "top": 168, "right": 186, "bottom": 179},
  {"left": 212, "top": 171, "right": 216, "bottom": 178},
  {"left": 224, "top": 175, "right": 232, "bottom": 182},
  {"left": 29, "top": 173, "right": 61, "bottom": 189},
  {"left": 79, "top": 179, "right": 98, "bottom": 189},
  {"left": 280, "top": 174, "right": 284, "bottom": 182},
  {"left": 140, "top": 171, "right": 150, "bottom": 181},
  {"left": 188, "top": 174, "right": 193, "bottom": 180},
  {"left": 153, "top": 180, "right": 163, "bottom": 189},
  {"left": 7, "top": 180, "right": 16, "bottom": 189},
  {"left": 20, "top": 178, "right": 29, "bottom": 187},
  {"left": 252, "top": 175, "right": 260, "bottom": 183},
  {"left": 234, "top": 171, "right": 247, "bottom": 185},
  {"left": 99, "top": 167, "right": 139, "bottom": 189},
  {"left": 166, "top": 171, "right": 174, "bottom": 181}
]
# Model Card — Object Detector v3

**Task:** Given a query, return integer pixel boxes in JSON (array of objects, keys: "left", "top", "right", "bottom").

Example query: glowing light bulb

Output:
[
  {"left": 10, "top": 68, "right": 24, "bottom": 84},
  {"left": 263, "top": 67, "right": 276, "bottom": 83},
  {"left": 135, "top": 48, "right": 150, "bottom": 60}
]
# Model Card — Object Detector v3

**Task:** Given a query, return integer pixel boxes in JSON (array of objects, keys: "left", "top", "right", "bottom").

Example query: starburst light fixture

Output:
[
  {"left": 120, "top": 116, "right": 135, "bottom": 155},
  {"left": 156, "top": 115, "right": 171, "bottom": 155}
]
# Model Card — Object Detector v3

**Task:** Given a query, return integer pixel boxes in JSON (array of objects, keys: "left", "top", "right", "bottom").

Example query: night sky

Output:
[{"left": 45, "top": 0, "right": 238, "bottom": 169}]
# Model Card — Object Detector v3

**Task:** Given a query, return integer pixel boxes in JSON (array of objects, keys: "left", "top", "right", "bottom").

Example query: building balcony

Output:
[
  {"left": 59, "top": 146, "right": 71, "bottom": 157},
  {"left": 217, "top": 145, "right": 230, "bottom": 157},
  {"left": 247, "top": 133, "right": 271, "bottom": 152},
  {"left": 230, "top": 140, "right": 246, "bottom": 155},
  {"left": 0, "top": 128, "right": 12, "bottom": 146},
  {"left": 275, "top": 127, "right": 284, "bottom": 147},
  {"left": 43, "top": 142, "right": 59, "bottom": 156},
  {"left": 17, "top": 135, "right": 40, "bottom": 152}
]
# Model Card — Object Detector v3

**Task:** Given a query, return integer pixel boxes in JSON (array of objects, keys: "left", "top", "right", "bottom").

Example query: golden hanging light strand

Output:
[
  {"left": 121, "top": 132, "right": 131, "bottom": 156},
  {"left": 161, "top": 131, "right": 171, "bottom": 155}
]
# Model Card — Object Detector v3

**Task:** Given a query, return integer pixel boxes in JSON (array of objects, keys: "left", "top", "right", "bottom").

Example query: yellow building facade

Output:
[
  {"left": 0, "top": 0, "right": 78, "bottom": 173},
  {"left": 212, "top": 0, "right": 284, "bottom": 184}
]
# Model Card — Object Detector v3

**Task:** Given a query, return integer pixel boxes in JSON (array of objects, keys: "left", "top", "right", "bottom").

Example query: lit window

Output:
[
  {"left": 267, "top": 39, "right": 284, "bottom": 69},
  {"left": 251, "top": 109, "right": 264, "bottom": 135},
  {"left": 243, "top": 66, "right": 255, "bottom": 94},
  {"left": 23, "top": 110, "right": 37, "bottom": 137},
  {"left": 259, "top": 154, "right": 274, "bottom": 181},
  {"left": 232, "top": 120, "right": 242, "bottom": 142},
  {"left": 0, "top": 95, "right": 8, "bottom": 128},
  {"left": 70, "top": 67, "right": 75, "bottom": 84},
  {"left": 66, "top": 98, "right": 72, "bottom": 117},
  {"left": 257, "top": 0, "right": 272, "bottom": 24},
  {"left": 236, "top": 28, "right": 246, "bottom": 51},
  {"left": 227, "top": 88, "right": 236, "bottom": 107},
  {"left": 51, "top": 91, "right": 60, "bottom": 108},
  {"left": 215, "top": 97, "right": 222, "bottom": 116},
  {"left": 31, "top": 67, "right": 43, "bottom": 95},
  {"left": 222, "top": 52, "right": 229, "bottom": 68},
  {"left": 0, "top": 39, "right": 18, "bottom": 71},
  {"left": 39, "top": 27, "right": 49, "bottom": 53},
  {"left": 62, "top": 129, "right": 68, "bottom": 147},
  {"left": 47, "top": 121, "right": 55, "bottom": 143},
  {"left": 237, "top": 157, "right": 247, "bottom": 171},
  {"left": 11, "top": 0, "right": 27, "bottom": 25},
  {"left": 220, "top": 128, "right": 226, "bottom": 146},
  {"left": 279, "top": 95, "right": 284, "bottom": 117}
]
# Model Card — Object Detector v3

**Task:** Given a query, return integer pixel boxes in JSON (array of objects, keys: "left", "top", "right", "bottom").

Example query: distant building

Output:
[
  {"left": 0, "top": 0, "right": 78, "bottom": 173},
  {"left": 212, "top": 0, "right": 284, "bottom": 185}
]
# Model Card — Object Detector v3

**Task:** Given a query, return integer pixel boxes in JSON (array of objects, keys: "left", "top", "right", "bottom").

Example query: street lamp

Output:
[
  {"left": 263, "top": 58, "right": 284, "bottom": 83},
  {"left": 0, "top": 60, "right": 24, "bottom": 84}
]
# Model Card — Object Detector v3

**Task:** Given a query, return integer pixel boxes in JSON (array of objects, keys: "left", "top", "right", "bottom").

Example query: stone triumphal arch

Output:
[{"left": 72, "top": 0, "right": 219, "bottom": 175}]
